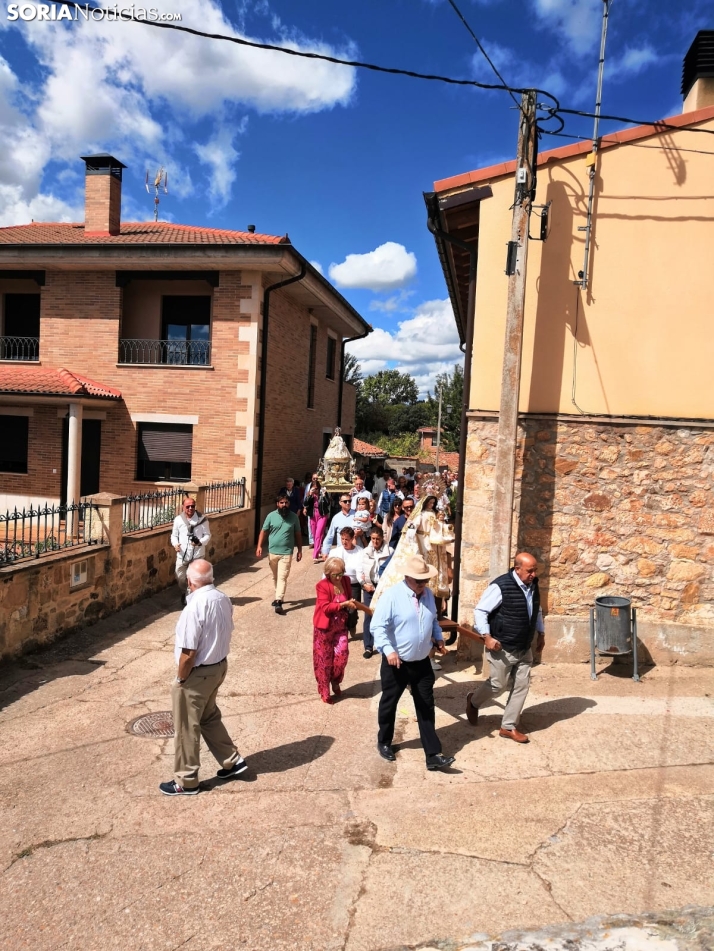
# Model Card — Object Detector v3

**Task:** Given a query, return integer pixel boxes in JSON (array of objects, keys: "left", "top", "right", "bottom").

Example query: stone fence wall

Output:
[
  {"left": 459, "top": 414, "right": 714, "bottom": 666},
  {"left": 0, "top": 495, "right": 253, "bottom": 660}
]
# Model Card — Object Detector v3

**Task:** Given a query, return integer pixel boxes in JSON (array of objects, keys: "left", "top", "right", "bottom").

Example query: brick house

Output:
[
  {"left": 425, "top": 34, "right": 714, "bottom": 662},
  {"left": 0, "top": 154, "right": 370, "bottom": 534}
]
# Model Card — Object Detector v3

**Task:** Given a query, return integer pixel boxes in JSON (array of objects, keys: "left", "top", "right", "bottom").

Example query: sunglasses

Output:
[{"left": 340, "top": 499, "right": 350, "bottom": 504}]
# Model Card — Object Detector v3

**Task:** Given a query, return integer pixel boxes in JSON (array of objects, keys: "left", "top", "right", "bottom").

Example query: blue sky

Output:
[{"left": 0, "top": 0, "right": 710, "bottom": 394}]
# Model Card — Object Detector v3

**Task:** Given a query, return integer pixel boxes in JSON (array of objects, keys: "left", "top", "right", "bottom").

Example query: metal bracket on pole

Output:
[{"left": 589, "top": 608, "right": 597, "bottom": 681}]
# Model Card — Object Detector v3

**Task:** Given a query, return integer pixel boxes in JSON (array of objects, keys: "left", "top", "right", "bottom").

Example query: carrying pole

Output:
[{"left": 489, "top": 90, "right": 538, "bottom": 577}]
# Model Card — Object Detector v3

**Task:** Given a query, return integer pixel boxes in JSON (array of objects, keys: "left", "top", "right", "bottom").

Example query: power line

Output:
[
  {"left": 544, "top": 129, "right": 714, "bottom": 155},
  {"left": 74, "top": 3, "right": 561, "bottom": 109},
  {"left": 70, "top": 5, "right": 714, "bottom": 139},
  {"left": 559, "top": 107, "right": 714, "bottom": 137},
  {"left": 444, "top": 0, "right": 520, "bottom": 109}
]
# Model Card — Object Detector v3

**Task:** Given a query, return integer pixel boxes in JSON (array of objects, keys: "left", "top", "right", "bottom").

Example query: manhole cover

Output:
[{"left": 127, "top": 711, "right": 175, "bottom": 738}]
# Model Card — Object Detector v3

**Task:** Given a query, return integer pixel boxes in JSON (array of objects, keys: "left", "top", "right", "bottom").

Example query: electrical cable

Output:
[
  {"left": 62, "top": 5, "right": 714, "bottom": 144},
  {"left": 559, "top": 107, "right": 714, "bottom": 137},
  {"left": 71, "top": 3, "right": 561, "bottom": 109},
  {"left": 444, "top": 0, "right": 521, "bottom": 109},
  {"left": 542, "top": 129, "right": 714, "bottom": 155}
]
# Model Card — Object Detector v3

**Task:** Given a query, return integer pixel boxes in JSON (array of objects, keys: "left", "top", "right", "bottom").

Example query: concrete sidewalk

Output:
[{"left": 1, "top": 550, "right": 712, "bottom": 950}]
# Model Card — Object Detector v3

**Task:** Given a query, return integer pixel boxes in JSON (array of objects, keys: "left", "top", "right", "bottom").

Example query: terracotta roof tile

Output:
[
  {"left": 0, "top": 364, "right": 121, "bottom": 399},
  {"left": 353, "top": 438, "right": 387, "bottom": 457},
  {"left": 0, "top": 221, "right": 289, "bottom": 246},
  {"left": 434, "top": 104, "right": 714, "bottom": 193}
]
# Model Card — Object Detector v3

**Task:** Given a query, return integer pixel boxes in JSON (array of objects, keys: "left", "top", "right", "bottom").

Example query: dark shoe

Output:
[
  {"left": 499, "top": 727, "right": 529, "bottom": 743},
  {"left": 377, "top": 743, "right": 396, "bottom": 762},
  {"left": 426, "top": 753, "right": 455, "bottom": 771},
  {"left": 274, "top": 601, "right": 285, "bottom": 615},
  {"left": 216, "top": 758, "right": 248, "bottom": 779},
  {"left": 465, "top": 691, "right": 479, "bottom": 726},
  {"left": 270, "top": 599, "right": 278, "bottom": 607},
  {"left": 362, "top": 648, "right": 373, "bottom": 659},
  {"left": 159, "top": 780, "right": 198, "bottom": 796}
]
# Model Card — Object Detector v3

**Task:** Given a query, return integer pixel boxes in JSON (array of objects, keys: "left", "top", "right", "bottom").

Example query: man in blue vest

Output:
[{"left": 465, "top": 552, "right": 545, "bottom": 743}]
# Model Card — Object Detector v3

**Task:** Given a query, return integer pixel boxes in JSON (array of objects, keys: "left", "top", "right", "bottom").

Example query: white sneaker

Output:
[{"left": 430, "top": 658, "right": 442, "bottom": 671}]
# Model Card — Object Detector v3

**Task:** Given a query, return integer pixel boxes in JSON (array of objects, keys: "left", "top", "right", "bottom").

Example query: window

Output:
[
  {"left": 326, "top": 335, "right": 336, "bottom": 381},
  {"left": 307, "top": 324, "right": 317, "bottom": 408},
  {"left": 0, "top": 416, "right": 29, "bottom": 473},
  {"left": 70, "top": 560, "right": 88, "bottom": 588},
  {"left": 136, "top": 423, "right": 193, "bottom": 482},
  {"left": 161, "top": 296, "right": 211, "bottom": 365},
  {"left": 2, "top": 294, "right": 40, "bottom": 360}
]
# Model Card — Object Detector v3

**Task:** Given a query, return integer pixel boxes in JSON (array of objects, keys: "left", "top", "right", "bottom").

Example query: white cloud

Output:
[
  {"left": 471, "top": 41, "right": 567, "bottom": 99},
  {"left": 0, "top": 2, "right": 357, "bottom": 224},
  {"left": 346, "top": 298, "right": 463, "bottom": 397},
  {"left": 194, "top": 122, "right": 245, "bottom": 208},
  {"left": 368, "top": 289, "right": 414, "bottom": 313},
  {"left": 309, "top": 260, "right": 324, "bottom": 275},
  {"left": 607, "top": 45, "right": 659, "bottom": 82},
  {"left": 329, "top": 242, "right": 417, "bottom": 292},
  {"left": 530, "top": 0, "right": 602, "bottom": 55}
]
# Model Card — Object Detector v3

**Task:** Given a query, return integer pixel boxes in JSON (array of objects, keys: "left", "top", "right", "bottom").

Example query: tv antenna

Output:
[{"left": 145, "top": 166, "right": 168, "bottom": 221}]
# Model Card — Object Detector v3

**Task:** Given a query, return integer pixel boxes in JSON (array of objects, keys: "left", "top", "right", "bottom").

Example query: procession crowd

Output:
[{"left": 161, "top": 452, "right": 544, "bottom": 795}]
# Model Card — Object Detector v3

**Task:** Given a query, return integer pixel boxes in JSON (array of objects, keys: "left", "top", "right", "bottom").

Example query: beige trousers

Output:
[
  {"left": 470, "top": 647, "right": 533, "bottom": 730},
  {"left": 268, "top": 553, "right": 293, "bottom": 601},
  {"left": 171, "top": 659, "right": 241, "bottom": 789}
]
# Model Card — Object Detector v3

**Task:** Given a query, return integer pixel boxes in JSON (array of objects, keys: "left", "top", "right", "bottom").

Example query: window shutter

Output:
[{"left": 139, "top": 424, "right": 192, "bottom": 463}]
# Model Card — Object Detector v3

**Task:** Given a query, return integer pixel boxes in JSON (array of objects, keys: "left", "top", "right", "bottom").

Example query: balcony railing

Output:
[
  {"left": 119, "top": 339, "right": 211, "bottom": 366},
  {"left": 0, "top": 336, "right": 40, "bottom": 361}
]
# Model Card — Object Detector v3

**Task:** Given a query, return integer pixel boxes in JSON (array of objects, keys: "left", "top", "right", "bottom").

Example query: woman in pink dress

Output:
[
  {"left": 312, "top": 557, "right": 362, "bottom": 703},
  {"left": 304, "top": 478, "right": 329, "bottom": 563}
]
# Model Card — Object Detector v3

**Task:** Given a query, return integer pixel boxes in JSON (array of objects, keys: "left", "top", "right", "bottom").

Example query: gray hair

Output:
[{"left": 187, "top": 559, "right": 214, "bottom": 587}]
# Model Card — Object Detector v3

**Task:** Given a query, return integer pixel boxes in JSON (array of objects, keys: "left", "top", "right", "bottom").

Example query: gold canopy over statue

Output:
[{"left": 317, "top": 428, "right": 356, "bottom": 492}]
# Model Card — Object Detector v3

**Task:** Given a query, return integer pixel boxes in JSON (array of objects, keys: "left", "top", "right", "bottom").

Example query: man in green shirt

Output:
[{"left": 256, "top": 491, "right": 303, "bottom": 615}]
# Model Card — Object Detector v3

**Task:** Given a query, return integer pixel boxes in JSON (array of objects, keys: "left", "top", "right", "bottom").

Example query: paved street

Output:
[{"left": 1, "top": 551, "right": 713, "bottom": 951}]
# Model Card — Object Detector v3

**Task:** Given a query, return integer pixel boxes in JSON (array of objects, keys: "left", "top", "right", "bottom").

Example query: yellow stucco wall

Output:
[{"left": 467, "top": 116, "right": 714, "bottom": 417}]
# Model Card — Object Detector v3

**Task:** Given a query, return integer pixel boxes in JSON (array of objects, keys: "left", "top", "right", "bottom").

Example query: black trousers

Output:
[
  {"left": 347, "top": 582, "right": 362, "bottom": 634},
  {"left": 377, "top": 655, "right": 441, "bottom": 757}
]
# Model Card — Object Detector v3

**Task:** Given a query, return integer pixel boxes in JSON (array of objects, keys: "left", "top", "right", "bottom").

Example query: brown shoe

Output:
[
  {"left": 499, "top": 727, "right": 529, "bottom": 743},
  {"left": 465, "top": 691, "right": 479, "bottom": 726}
]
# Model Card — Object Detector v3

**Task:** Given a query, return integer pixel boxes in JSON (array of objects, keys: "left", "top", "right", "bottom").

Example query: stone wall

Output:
[
  {"left": 0, "top": 505, "right": 253, "bottom": 660},
  {"left": 459, "top": 414, "right": 714, "bottom": 665}
]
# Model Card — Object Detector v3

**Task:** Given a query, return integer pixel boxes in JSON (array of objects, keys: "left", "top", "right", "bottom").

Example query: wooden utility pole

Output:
[{"left": 489, "top": 89, "right": 538, "bottom": 578}]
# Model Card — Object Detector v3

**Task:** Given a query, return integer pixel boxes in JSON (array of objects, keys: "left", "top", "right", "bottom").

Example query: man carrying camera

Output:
[{"left": 171, "top": 497, "right": 212, "bottom": 606}]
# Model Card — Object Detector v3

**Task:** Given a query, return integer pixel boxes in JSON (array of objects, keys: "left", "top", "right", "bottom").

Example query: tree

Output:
[
  {"left": 343, "top": 352, "right": 362, "bottom": 385},
  {"left": 427, "top": 364, "right": 464, "bottom": 452},
  {"left": 362, "top": 369, "right": 419, "bottom": 406}
]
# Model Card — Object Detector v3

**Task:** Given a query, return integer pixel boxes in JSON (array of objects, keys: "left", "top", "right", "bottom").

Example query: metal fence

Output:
[
  {"left": 0, "top": 502, "right": 98, "bottom": 566},
  {"left": 119, "top": 339, "right": 211, "bottom": 366},
  {"left": 204, "top": 478, "right": 246, "bottom": 514},
  {"left": 122, "top": 486, "right": 189, "bottom": 534},
  {"left": 0, "top": 336, "right": 40, "bottom": 361}
]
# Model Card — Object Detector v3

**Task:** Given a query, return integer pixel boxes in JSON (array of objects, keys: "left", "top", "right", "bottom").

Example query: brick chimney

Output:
[
  {"left": 682, "top": 31, "right": 714, "bottom": 113},
  {"left": 80, "top": 153, "right": 126, "bottom": 235}
]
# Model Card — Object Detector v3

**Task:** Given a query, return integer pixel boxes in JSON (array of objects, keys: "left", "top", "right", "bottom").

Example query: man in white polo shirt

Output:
[{"left": 159, "top": 559, "right": 246, "bottom": 796}]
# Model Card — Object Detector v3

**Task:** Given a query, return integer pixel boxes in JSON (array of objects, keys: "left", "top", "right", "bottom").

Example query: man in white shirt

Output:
[
  {"left": 371, "top": 554, "right": 455, "bottom": 771},
  {"left": 465, "top": 552, "right": 545, "bottom": 744},
  {"left": 349, "top": 476, "right": 372, "bottom": 511},
  {"left": 159, "top": 560, "right": 245, "bottom": 796},
  {"left": 170, "top": 497, "right": 211, "bottom": 605}
]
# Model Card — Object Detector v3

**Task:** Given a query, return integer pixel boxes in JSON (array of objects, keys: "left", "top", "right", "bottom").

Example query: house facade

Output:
[
  {"left": 426, "top": 35, "right": 714, "bottom": 661},
  {"left": 0, "top": 155, "right": 369, "bottom": 529}
]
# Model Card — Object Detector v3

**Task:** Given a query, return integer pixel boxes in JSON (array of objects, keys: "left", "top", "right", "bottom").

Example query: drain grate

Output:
[{"left": 127, "top": 711, "right": 175, "bottom": 738}]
